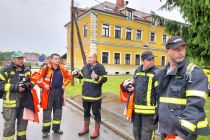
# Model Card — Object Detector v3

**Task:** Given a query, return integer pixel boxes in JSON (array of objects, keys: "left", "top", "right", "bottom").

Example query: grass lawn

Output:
[{"left": 66, "top": 76, "right": 210, "bottom": 139}]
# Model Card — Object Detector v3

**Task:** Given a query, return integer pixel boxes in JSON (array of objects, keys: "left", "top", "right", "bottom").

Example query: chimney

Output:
[{"left": 116, "top": 0, "right": 125, "bottom": 8}]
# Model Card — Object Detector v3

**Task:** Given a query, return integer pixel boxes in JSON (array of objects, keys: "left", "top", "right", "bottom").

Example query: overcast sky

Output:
[{"left": 0, "top": 0, "right": 184, "bottom": 56}]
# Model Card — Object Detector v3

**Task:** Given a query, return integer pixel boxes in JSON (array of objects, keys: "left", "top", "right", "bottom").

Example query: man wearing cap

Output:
[
  {"left": 0, "top": 52, "right": 35, "bottom": 140},
  {"left": 158, "top": 36, "right": 210, "bottom": 140},
  {"left": 131, "top": 51, "right": 159, "bottom": 140}
]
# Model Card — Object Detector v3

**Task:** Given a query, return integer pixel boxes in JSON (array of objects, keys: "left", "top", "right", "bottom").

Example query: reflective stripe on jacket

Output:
[
  {"left": 133, "top": 65, "right": 159, "bottom": 115},
  {"left": 0, "top": 63, "right": 33, "bottom": 108},
  {"left": 75, "top": 63, "right": 107, "bottom": 101},
  {"left": 158, "top": 59, "right": 210, "bottom": 139}
]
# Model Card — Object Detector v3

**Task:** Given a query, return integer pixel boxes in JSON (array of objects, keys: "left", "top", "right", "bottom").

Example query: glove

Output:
[{"left": 19, "top": 82, "right": 33, "bottom": 90}]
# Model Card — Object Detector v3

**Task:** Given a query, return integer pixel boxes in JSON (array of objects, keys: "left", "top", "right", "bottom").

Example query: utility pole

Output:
[
  {"left": 74, "top": 15, "right": 87, "bottom": 65},
  {"left": 70, "top": 0, "right": 74, "bottom": 85}
]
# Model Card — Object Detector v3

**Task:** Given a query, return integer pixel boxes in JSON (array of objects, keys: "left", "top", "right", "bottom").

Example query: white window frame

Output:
[
  {"left": 162, "top": 34, "right": 167, "bottom": 44},
  {"left": 136, "top": 29, "right": 142, "bottom": 41},
  {"left": 102, "top": 23, "right": 110, "bottom": 37},
  {"left": 125, "top": 53, "right": 132, "bottom": 65},
  {"left": 127, "top": 10, "right": 133, "bottom": 20},
  {"left": 126, "top": 28, "right": 132, "bottom": 40},
  {"left": 83, "top": 24, "right": 87, "bottom": 37},
  {"left": 161, "top": 55, "right": 166, "bottom": 66},
  {"left": 150, "top": 32, "right": 156, "bottom": 42},
  {"left": 114, "top": 25, "right": 122, "bottom": 39},
  {"left": 135, "top": 53, "right": 141, "bottom": 65},
  {"left": 113, "top": 52, "right": 121, "bottom": 64},
  {"left": 101, "top": 51, "right": 110, "bottom": 64}
]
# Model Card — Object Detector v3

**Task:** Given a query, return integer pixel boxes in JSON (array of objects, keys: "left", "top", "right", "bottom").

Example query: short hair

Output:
[
  {"left": 50, "top": 53, "right": 60, "bottom": 59},
  {"left": 90, "top": 52, "right": 97, "bottom": 59}
]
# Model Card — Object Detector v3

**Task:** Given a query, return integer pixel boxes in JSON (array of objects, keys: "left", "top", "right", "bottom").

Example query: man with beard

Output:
[{"left": 158, "top": 36, "right": 210, "bottom": 140}]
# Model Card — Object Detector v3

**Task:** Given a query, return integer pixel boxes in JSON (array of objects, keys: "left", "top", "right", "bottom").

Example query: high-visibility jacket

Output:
[
  {"left": 0, "top": 63, "right": 35, "bottom": 108},
  {"left": 133, "top": 65, "right": 159, "bottom": 115},
  {"left": 75, "top": 63, "right": 107, "bottom": 101},
  {"left": 158, "top": 59, "right": 210, "bottom": 139},
  {"left": 35, "top": 64, "right": 71, "bottom": 109},
  {"left": 119, "top": 84, "right": 134, "bottom": 118}
]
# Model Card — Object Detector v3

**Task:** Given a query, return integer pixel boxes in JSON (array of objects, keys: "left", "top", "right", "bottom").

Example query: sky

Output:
[{"left": 0, "top": 0, "right": 184, "bottom": 56}]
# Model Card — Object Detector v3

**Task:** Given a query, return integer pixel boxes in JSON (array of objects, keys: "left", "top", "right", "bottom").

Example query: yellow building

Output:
[{"left": 65, "top": 0, "right": 169, "bottom": 75}]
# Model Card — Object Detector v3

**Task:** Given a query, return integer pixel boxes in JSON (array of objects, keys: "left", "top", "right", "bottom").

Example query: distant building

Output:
[
  {"left": 23, "top": 53, "right": 40, "bottom": 66},
  {"left": 65, "top": 0, "right": 169, "bottom": 75}
]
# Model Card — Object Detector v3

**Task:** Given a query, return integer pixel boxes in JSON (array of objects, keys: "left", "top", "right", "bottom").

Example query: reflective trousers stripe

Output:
[
  {"left": 159, "top": 97, "right": 187, "bottom": 105},
  {"left": 43, "top": 122, "right": 52, "bottom": 127},
  {"left": 186, "top": 90, "right": 207, "bottom": 100},
  {"left": 3, "top": 100, "right": 16, "bottom": 108},
  {"left": 3, "top": 135, "right": 14, "bottom": 140},
  {"left": 53, "top": 120, "right": 61, "bottom": 125},
  {"left": 82, "top": 96, "right": 102, "bottom": 100},
  {"left": 17, "top": 130, "right": 26, "bottom": 137},
  {"left": 180, "top": 119, "right": 196, "bottom": 132}
]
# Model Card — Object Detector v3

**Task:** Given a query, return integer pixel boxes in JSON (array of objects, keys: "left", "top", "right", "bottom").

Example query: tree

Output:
[{"left": 158, "top": 0, "right": 210, "bottom": 66}]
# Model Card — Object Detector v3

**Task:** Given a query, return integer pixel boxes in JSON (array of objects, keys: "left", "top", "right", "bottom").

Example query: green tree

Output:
[{"left": 158, "top": 0, "right": 210, "bottom": 66}]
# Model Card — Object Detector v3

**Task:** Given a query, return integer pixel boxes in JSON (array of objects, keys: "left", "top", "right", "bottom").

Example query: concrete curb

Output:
[{"left": 66, "top": 98, "right": 134, "bottom": 140}]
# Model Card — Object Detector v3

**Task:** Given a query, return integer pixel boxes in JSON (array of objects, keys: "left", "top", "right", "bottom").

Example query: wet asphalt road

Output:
[{"left": 0, "top": 99, "right": 124, "bottom": 140}]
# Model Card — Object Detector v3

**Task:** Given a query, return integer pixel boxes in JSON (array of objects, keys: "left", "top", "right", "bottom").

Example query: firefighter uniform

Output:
[
  {"left": 133, "top": 64, "right": 159, "bottom": 140},
  {"left": 36, "top": 64, "right": 71, "bottom": 136},
  {"left": 158, "top": 59, "right": 210, "bottom": 140},
  {"left": 0, "top": 62, "right": 34, "bottom": 140},
  {"left": 76, "top": 63, "right": 107, "bottom": 138}
]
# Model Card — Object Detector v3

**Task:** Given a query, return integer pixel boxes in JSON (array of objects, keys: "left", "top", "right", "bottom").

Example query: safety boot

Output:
[
  {"left": 78, "top": 120, "right": 90, "bottom": 136},
  {"left": 90, "top": 123, "right": 100, "bottom": 139},
  {"left": 53, "top": 129, "right": 63, "bottom": 134},
  {"left": 42, "top": 133, "right": 49, "bottom": 138}
]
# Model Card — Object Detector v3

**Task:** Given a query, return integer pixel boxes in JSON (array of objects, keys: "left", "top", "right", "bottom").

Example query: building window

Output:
[
  {"left": 126, "top": 28, "right": 132, "bottom": 40},
  {"left": 135, "top": 54, "right": 140, "bottom": 65},
  {"left": 161, "top": 56, "right": 166, "bottom": 67},
  {"left": 115, "top": 26, "right": 121, "bottom": 39},
  {"left": 150, "top": 32, "right": 156, "bottom": 42},
  {"left": 102, "top": 52, "right": 109, "bottom": 64},
  {"left": 125, "top": 54, "right": 131, "bottom": 65},
  {"left": 102, "top": 24, "right": 110, "bottom": 37},
  {"left": 114, "top": 53, "right": 120, "bottom": 64},
  {"left": 127, "top": 10, "right": 133, "bottom": 20},
  {"left": 83, "top": 25, "right": 87, "bottom": 37},
  {"left": 136, "top": 30, "right": 142, "bottom": 40},
  {"left": 162, "top": 34, "right": 167, "bottom": 44}
]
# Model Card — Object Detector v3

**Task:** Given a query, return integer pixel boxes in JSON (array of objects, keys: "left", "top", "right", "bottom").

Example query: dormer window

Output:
[{"left": 127, "top": 10, "right": 133, "bottom": 20}]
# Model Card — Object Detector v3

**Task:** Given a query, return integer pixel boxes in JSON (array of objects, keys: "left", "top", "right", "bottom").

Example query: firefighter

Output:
[
  {"left": 130, "top": 51, "right": 159, "bottom": 140},
  {"left": 72, "top": 52, "right": 107, "bottom": 139},
  {"left": 158, "top": 36, "right": 210, "bottom": 140},
  {"left": 35, "top": 53, "right": 71, "bottom": 138},
  {"left": 0, "top": 52, "right": 35, "bottom": 140}
]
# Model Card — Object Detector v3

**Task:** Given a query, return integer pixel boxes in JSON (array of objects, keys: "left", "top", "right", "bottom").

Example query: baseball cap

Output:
[
  {"left": 166, "top": 36, "right": 186, "bottom": 49},
  {"left": 141, "top": 51, "right": 155, "bottom": 60},
  {"left": 11, "top": 52, "right": 25, "bottom": 58}
]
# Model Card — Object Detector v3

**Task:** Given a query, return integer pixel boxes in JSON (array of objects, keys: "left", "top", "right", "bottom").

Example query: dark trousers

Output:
[
  {"left": 42, "top": 88, "right": 63, "bottom": 133},
  {"left": 83, "top": 100, "right": 101, "bottom": 123},
  {"left": 133, "top": 113, "right": 155, "bottom": 140},
  {"left": 2, "top": 107, "right": 28, "bottom": 140}
]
